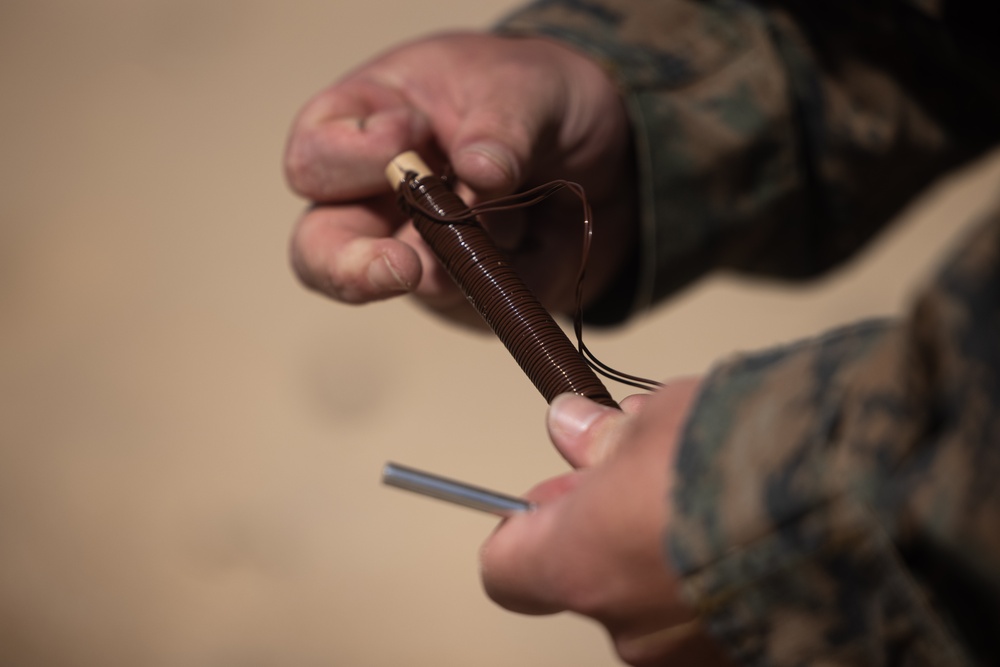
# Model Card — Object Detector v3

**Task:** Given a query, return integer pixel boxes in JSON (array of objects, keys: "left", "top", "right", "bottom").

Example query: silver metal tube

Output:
[{"left": 382, "top": 462, "right": 534, "bottom": 517}]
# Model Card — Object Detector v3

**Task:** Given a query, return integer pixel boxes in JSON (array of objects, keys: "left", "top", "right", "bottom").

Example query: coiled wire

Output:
[{"left": 396, "top": 171, "right": 662, "bottom": 408}]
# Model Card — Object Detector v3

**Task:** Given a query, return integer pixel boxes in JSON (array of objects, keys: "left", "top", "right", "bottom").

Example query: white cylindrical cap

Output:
[{"left": 384, "top": 150, "right": 433, "bottom": 191}]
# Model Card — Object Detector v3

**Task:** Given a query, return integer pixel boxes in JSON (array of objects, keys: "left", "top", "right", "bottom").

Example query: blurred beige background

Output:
[{"left": 1, "top": 1, "right": 997, "bottom": 666}]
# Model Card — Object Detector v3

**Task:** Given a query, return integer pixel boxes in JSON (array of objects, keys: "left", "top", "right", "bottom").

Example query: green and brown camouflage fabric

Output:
[
  {"left": 673, "top": 216, "right": 1000, "bottom": 665},
  {"left": 498, "top": 0, "right": 1000, "bottom": 311},
  {"left": 497, "top": 1, "right": 1000, "bottom": 664}
]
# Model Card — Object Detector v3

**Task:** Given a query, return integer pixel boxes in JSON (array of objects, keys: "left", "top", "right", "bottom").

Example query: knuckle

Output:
[
  {"left": 549, "top": 564, "right": 605, "bottom": 618},
  {"left": 283, "top": 165, "right": 308, "bottom": 198},
  {"left": 283, "top": 137, "right": 318, "bottom": 196},
  {"left": 289, "top": 230, "right": 357, "bottom": 304}
]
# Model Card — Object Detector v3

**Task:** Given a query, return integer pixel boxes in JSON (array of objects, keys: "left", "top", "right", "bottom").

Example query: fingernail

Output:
[
  {"left": 548, "top": 394, "right": 606, "bottom": 440},
  {"left": 368, "top": 255, "right": 410, "bottom": 292},
  {"left": 335, "top": 117, "right": 366, "bottom": 131},
  {"left": 457, "top": 142, "right": 518, "bottom": 184}
]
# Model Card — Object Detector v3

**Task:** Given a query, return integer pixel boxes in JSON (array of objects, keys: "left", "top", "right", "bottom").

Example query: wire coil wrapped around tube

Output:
[{"left": 391, "top": 162, "right": 619, "bottom": 409}]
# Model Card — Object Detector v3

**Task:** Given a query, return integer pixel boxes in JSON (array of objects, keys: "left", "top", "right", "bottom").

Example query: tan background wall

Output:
[{"left": 1, "top": 1, "right": 997, "bottom": 665}]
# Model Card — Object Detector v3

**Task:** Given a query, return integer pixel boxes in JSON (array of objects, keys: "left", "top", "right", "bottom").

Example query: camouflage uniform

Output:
[{"left": 497, "top": 1, "right": 1000, "bottom": 664}]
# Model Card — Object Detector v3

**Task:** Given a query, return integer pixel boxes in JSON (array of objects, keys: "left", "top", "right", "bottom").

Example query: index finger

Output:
[
  {"left": 480, "top": 478, "right": 578, "bottom": 616},
  {"left": 284, "top": 78, "right": 432, "bottom": 202}
]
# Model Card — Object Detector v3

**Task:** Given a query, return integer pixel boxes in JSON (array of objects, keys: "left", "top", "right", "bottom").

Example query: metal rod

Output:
[{"left": 382, "top": 461, "right": 534, "bottom": 517}]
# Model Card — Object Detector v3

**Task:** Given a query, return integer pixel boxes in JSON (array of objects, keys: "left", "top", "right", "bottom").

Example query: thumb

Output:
[
  {"left": 447, "top": 96, "right": 551, "bottom": 197},
  {"left": 547, "top": 394, "right": 631, "bottom": 469}
]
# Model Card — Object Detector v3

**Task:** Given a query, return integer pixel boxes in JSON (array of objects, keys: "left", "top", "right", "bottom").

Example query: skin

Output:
[
  {"left": 481, "top": 381, "right": 734, "bottom": 666},
  {"left": 285, "top": 32, "right": 732, "bottom": 665},
  {"left": 284, "top": 32, "right": 638, "bottom": 322}
]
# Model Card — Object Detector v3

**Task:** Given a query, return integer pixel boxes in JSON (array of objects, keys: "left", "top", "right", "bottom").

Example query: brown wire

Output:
[
  {"left": 463, "top": 182, "right": 663, "bottom": 394},
  {"left": 397, "top": 172, "right": 621, "bottom": 408}
]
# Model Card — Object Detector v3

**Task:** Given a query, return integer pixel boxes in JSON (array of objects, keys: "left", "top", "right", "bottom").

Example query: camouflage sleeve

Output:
[
  {"left": 668, "top": 212, "right": 1000, "bottom": 665},
  {"left": 495, "top": 0, "right": 1000, "bottom": 317}
]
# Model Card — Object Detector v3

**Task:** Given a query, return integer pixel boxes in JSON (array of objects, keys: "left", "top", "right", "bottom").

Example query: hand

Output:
[
  {"left": 284, "top": 32, "right": 638, "bottom": 323},
  {"left": 480, "top": 379, "right": 734, "bottom": 666}
]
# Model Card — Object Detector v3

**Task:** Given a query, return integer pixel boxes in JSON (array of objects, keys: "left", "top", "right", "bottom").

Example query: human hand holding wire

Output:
[{"left": 283, "top": 32, "right": 638, "bottom": 323}]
